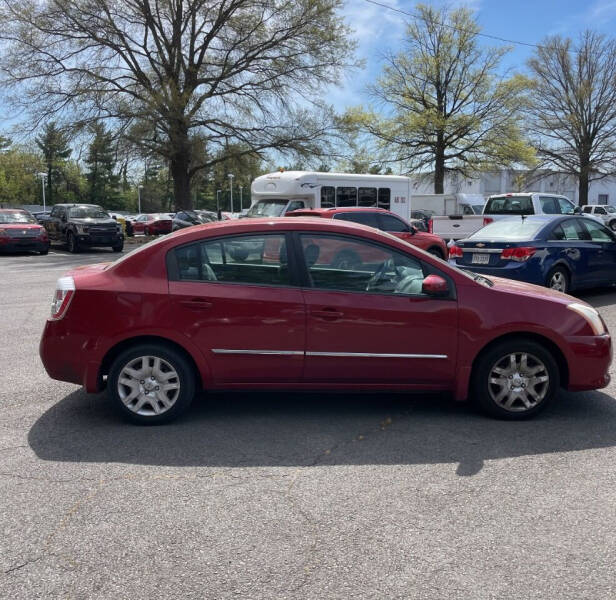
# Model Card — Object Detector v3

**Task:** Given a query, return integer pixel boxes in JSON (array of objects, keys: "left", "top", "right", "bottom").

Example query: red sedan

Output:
[
  {"left": 0, "top": 209, "right": 50, "bottom": 254},
  {"left": 131, "top": 213, "right": 173, "bottom": 236},
  {"left": 40, "top": 218, "right": 611, "bottom": 424},
  {"left": 286, "top": 207, "right": 449, "bottom": 259}
]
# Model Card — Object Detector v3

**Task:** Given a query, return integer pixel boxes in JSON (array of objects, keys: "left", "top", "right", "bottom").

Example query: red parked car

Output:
[
  {"left": 40, "top": 218, "right": 611, "bottom": 424},
  {"left": 0, "top": 209, "right": 50, "bottom": 254},
  {"left": 131, "top": 213, "right": 173, "bottom": 236},
  {"left": 286, "top": 207, "right": 449, "bottom": 259}
]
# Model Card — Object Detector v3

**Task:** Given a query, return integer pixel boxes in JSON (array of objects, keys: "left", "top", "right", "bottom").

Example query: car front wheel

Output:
[
  {"left": 472, "top": 339, "right": 559, "bottom": 419},
  {"left": 67, "top": 231, "right": 79, "bottom": 253},
  {"left": 108, "top": 344, "right": 196, "bottom": 424}
]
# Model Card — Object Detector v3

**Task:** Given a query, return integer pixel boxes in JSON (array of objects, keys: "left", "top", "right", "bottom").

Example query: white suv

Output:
[{"left": 581, "top": 205, "right": 616, "bottom": 231}]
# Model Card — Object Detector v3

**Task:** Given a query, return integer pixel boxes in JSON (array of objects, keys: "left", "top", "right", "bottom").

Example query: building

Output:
[{"left": 409, "top": 169, "right": 616, "bottom": 206}]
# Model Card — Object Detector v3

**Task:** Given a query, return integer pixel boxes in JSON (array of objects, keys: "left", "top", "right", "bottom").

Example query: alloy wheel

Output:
[
  {"left": 117, "top": 355, "right": 181, "bottom": 416},
  {"left": 488, "top": 352, "right": 549, "bottom": 412},
  {"left": 548, "top": 271, "right": 567, "bottom": 292}
]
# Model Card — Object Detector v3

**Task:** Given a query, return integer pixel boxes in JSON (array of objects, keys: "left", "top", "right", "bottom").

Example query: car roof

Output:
[
  {"left": 0, "top": 208, "right": 29, "bottom": 213},
  {"left": 55, "top": 203, "right": 102, "bottom": 208}
]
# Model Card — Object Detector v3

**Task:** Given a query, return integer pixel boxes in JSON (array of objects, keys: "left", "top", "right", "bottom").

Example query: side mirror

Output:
[
  {"left": 422, "top": 274, "right": 449, "bottom": 297},
  {"left": 573, "top": 206, "right": 581, "bottom": 214},
  {"left": 409, "top": 226, "right": 417, "bottom": 235}
]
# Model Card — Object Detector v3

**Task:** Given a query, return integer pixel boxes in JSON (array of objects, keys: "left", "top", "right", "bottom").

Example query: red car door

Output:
[
  {"left": 297, "top": 233, "right": 457, "bottom": 386},
  {"left": 167, "top": 232, "right": 305, "bottom": 384}
]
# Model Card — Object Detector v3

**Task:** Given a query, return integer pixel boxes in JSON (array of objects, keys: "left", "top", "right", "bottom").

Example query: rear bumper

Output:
[
  {"left": 39, "top": 320, "right": 101, "bottom": 391},
  {"left": 564, "top": 334, "right": 612, "bottom": 391}
]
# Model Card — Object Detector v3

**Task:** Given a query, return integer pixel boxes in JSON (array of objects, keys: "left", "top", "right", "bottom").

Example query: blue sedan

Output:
[{"left": 449, "top": 215, "right": 616, "bottom": 294}]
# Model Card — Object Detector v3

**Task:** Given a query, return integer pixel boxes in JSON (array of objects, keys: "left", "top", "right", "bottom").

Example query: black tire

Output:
[
  {"left": 144, "top": 226, "right": 150, "bottom": 236},
  {"left": 471, "top": 338, "right": 559, "bottom": 420},
  {"left": 67, "top": 231, "right": 79, "bottom": 253},
  {"left": 112, "top": 241, "right": 124, "bottom": 252},
  {"left": 39, "top": 250, "right": 49, "bottom": 255},
  {"left": 108, "top": 343, "right": 196, "bottom": 425},
  {"left": 545, "top": 266, "right": 570, "bottom": 294},
  {"left": 427, "top": 246, "right": 444, "bottom": 259},
  {"left": 331, "top": 249, "right": 361, "bottom": 270}
]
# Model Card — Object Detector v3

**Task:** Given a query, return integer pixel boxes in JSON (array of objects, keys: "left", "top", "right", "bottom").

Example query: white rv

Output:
[{"left": 248, "top": 171, "right": 412, "bottom": 220}]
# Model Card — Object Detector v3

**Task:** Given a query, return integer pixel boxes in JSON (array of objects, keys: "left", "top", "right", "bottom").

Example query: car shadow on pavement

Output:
[{"left": 28, "top": 388, "right": 616, "bottom": 476}]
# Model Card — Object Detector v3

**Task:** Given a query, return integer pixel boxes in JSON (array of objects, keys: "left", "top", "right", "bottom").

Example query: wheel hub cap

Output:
[
  {"left": 488, "top": 352, "right": 549, "bottom": 412},
  {"left": 117, "top": 355, "right": 180, "bottom": 416}
]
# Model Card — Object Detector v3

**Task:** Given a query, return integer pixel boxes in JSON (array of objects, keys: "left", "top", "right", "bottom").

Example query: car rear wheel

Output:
[
  {"left": 472, "top": 339, "right": 559, "bottom": 419},
  {"left": 67, "top": 231, "right": 79, "bottom": 253},
  {"left": 108, "top": 344, "right": 196, "bottom": 425},
  {"left": 427, "top": 247, "right": 444, "bottom": 259},
  {"left": 546, "top": 267, "right": 569, "bottom": 294}
]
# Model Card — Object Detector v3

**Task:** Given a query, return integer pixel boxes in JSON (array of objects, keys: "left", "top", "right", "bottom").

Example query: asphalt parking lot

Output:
[{"left": 2, "top": 244, "right": 616, "bottom": 599}]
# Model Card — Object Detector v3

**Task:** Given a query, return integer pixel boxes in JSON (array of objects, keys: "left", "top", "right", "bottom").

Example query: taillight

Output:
[
  {"left": 449, "top": 245, "right": 463, "bottom": 259},
  {"left": 483, "top": 217, "right": 494, "bottom": 226},
  {"left": 428, "top": 218, "right": 433, "bottom": 233},
  {"left": 501, "top": 247, "right": 536, "bottom": 262},
  {"left": 50, "top": 276, "right": 75, "bottom": 320}
]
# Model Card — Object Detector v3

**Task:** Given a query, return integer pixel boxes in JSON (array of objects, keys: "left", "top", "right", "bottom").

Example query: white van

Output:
[{"left": 248, "top": 171, "right": 411, "bottom": 220}]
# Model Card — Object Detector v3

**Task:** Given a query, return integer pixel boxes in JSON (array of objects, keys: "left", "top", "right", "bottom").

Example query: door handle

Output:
[
  {"left": 180, "top": 298, "right": 213, "bottom": 310},
  {"left": 311, "top": 307, "right": 344, "bottom": 321}
]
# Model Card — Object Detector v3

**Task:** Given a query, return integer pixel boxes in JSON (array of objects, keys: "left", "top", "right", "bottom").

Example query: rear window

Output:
[
  {"left": 469, "top": 219, "right": 545, "bottom": 241},
  {"left": 484, "top": 195, "right": 533, "bottom": 215}
]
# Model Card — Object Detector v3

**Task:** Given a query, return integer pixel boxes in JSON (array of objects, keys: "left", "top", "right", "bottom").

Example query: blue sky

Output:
[{"left": 335, "top": 0, "right": 616, "bottom": 111}]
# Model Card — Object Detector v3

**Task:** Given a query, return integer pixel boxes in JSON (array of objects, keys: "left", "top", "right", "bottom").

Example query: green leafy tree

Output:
[
  {"left": 342, "top": 4, "right": 534, "bottom": 193},
  {"left": 85, "top": 123, "right": 120, "bottom": 208},
  {"left": 0, "top": 146, "right": 45, "bottom": 205},
  {"left": 35, "top": 122, "right": 71, "bottom": 205}
]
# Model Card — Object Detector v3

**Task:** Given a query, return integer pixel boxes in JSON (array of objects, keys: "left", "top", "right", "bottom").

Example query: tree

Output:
[
  {"left": 527, "top": 31, "right": 616, "bottom": 205},
  {"left": 35, "top": 122, "right": 71, "bottom": 205},
  {"left": 0, "top": 146, "right": 44, "bottom": 205},
  {"left": 0, "top": 0, "right": 356, "bottom": 209},
  {"left": 342, "top": 4, "right": 534, "bottom": 193},
  {"left": 85, "top": 123, "right": 120, "bottom": 208}
]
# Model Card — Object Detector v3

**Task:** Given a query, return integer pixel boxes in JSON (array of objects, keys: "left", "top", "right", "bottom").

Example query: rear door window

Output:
[
  {"left": 560, "top": 220, "right": 584, "bottom": 240},
  {"left": 484, "top": 195, "right": 534, "bottom": 215}
]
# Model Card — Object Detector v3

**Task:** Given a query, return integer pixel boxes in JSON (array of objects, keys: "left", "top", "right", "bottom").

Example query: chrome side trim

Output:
[
  {"left": 211, "top": 349, "right": 304, "bottom": 356},
  {"left": 461, "top": 248, "right": 502, "bottom": 254},
  {"left": 211, "top": 349, "right": 448, "bottom": 359},
  {"left": 307, "top": 352, "right": 448, "bottom": 359}
]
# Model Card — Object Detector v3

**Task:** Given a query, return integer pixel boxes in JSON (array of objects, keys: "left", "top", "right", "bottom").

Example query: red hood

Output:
[{"left": 489, "top": 275, "right": 579, "bottom": 306}]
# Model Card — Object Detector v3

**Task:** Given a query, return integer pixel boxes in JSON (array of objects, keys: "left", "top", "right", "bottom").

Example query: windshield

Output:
[
  {"left": 469, "top": 219, "right": 545, "bottom": 241},
  {"left": 472, "top": 205, "right": 485, "bottom": 214},
  {"left": 69, "top": 206, "right": 110, "bottom": 219},
  {"left": 484, "top": 195, "right": 533, "bottom": 215},
  {"left": 246, "top": 199, "right": 288, "bottom": 217},
  {"left": 0, "top": 211, "right": 36, "bottom": 224}
]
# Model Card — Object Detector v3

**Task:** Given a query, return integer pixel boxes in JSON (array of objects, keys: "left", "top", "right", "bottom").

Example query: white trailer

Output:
[
  {"left": 249, "top": 171, "right": 411, "bottom": 220},
  {"left": 411, "top": 193, "right": 486, "bottom": 217}
]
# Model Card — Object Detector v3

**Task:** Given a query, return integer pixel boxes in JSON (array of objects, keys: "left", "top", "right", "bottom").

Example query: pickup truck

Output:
[
  {"left": 430, "top": 193, "right": 586, "bottom": 241},
  {"left": 45, "top": 203, "right": 124, "bottom": 253},
  {"left": 581, "top": 204, "right": 616, "bottom": 230}
]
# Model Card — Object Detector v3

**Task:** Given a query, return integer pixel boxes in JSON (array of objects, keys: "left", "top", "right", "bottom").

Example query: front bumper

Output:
[
  {"left": 77, "top": 233, "right": 123, "bottom": 247},
  {"left": 0, "top": 239, "right": 50, "bottom": 253},
  {"left": 565, "top": 333, "right": 612, "bottom": 391}
]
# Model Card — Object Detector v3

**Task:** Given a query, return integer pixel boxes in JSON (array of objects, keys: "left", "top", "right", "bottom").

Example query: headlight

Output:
[
  {"left": 567, "top": 303, "right": 607, "bottom": 336},
  {"left": 75, "top": 224, "right": 88, "bottom": 234}
]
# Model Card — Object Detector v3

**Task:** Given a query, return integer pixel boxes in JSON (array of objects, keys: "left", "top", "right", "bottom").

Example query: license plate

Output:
[{"left": 471, "top": 253, "right": 490, "bottom": 265}]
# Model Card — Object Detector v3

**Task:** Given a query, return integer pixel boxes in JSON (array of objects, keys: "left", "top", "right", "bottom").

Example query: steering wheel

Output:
[{"left": 365, "top": 258, "right": 395, "bottom": 291}]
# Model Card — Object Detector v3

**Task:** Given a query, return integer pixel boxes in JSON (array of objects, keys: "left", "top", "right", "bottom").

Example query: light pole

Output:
[
  {"left": 239, "top": 185, "right": 243, "bottom": 211},
  {"left": 227, "top": 173, "right": 234, "bottom": 213},
  {"left": 37, "top": 172, "right": 48, "bottom": 211},
  {"left": 216, "top": 189, "right": 222, "bottom": 219},
  {"left": 138, "top": 185, "right": 143, "bottom": 213}
]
